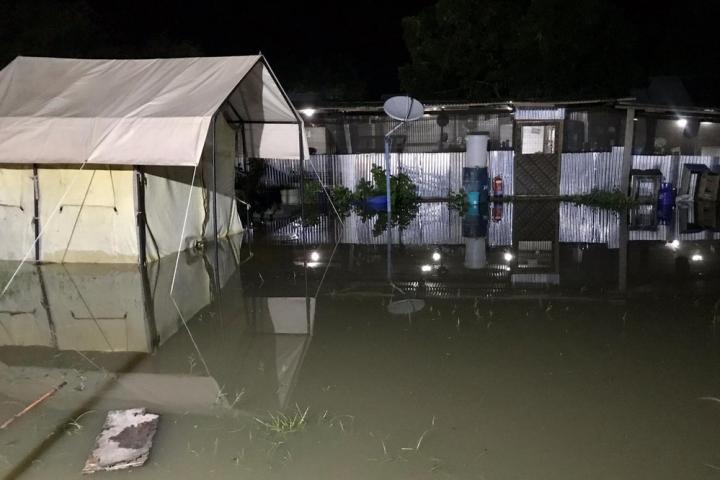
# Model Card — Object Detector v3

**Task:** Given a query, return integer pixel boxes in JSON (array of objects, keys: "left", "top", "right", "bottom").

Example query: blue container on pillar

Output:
[
  {"left": 463, "top": 167, "right": 489, "bottom": 205},
  {"left": 658, "top": 182, "right": 675, "bottom": 207},
  {"left": 462, "top": 203, "right": 488, "bottom": 238}
]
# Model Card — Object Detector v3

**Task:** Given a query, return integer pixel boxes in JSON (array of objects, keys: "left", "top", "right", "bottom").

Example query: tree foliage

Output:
[
  {"left": 399, "top": 0, "right": 641, "bottom": 101},
  {"left": 0, "top": 0, "right": 201, "bottom": 68}
]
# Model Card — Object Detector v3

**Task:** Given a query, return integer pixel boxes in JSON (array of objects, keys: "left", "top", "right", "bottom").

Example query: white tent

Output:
[{"left": 0, "top": 55, "right": 307, "bottom": 263}]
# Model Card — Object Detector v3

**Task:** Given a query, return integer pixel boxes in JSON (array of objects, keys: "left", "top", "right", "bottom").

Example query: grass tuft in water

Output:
[{"left": 255, "top": 405, "right": 309, "bottom": 435}]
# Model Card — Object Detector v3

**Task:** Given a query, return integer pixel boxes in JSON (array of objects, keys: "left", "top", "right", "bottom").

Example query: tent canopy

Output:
[{"left": 0, "top": 55, "right": 306, "bottom": 166}]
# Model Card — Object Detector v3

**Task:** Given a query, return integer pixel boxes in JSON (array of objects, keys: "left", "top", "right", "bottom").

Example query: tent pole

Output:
[
  {"left": 298, "top": 122, "right": 311, "bottom": 335},
  {"left": 32, "top": 164, "right": 40, "bottom": 262},
  {"left": 134, "top": 167, "right": 147, "bottom": 266},
  {"left": 212, "top": 113, "right": 221, "bottom": 292}
]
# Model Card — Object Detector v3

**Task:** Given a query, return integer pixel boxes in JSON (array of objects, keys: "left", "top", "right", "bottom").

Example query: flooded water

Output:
[{"left": 1, "top": 201, "right": 720, "bottom": 479}]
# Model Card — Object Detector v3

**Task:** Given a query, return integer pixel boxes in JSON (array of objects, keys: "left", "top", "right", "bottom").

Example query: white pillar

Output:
[
  {"left": 466, "top": 132, "right": 489, "bottom": 168},
  {"left": 464, "top": 237, "right": 487, "bottom": 269}
]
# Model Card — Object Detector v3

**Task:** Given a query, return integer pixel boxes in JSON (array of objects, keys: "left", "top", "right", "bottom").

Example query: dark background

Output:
[{"left": 0, "top": 0, "right": 718, "bottom": 104}]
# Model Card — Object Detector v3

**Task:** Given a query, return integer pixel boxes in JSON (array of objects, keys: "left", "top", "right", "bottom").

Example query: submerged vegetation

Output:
[
  {"left": 447, "top": 189, "right": 467, "bottom": 215},
  {"left": 447, "top": 188, "right": 637, "bottom": 214},
  {"left": 563, "top": 189, "right": 638, "bottom": 211},
  {"left": 255, "top": 406, "right": 309, "bottom": 435},
  {"left": 309, "top": 164, "right": 421, "bottom": 236}
]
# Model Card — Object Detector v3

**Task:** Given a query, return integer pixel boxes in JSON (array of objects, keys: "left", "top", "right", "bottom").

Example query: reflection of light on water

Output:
[
  {"left": 420, "top": 264, "right": 432, "bottom": 273},
  {"left": 503, "top": 252, "right": 514, "bottom": 262},
  {"left": 666, "top": 240, "right": 680, "bottom": 250},
  {"left": 310, "top": 251, "right": 320, "bottom": 262},
  {"left": 691, "top": 254, "right": 703, "bottom": 262},
  {"left": 432, "top": 251, "right": 441, "bottom": 262}
]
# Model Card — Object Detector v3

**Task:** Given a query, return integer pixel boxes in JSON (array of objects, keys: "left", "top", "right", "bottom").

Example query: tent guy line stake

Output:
[
  {"left": 1, "top": 162, "right": 88, "bottom": 299},
  {"left": 308, "top": 157, "right": 343, "bottom": 225},
  {"left": 0, "top": 381, "right": 67, "bottom": 430}
]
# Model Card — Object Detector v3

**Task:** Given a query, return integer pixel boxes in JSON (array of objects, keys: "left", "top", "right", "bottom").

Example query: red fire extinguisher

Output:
[
  {"left": 492, "top": 176, "right": 504, "bottom": 197},
  {"left": 492, "top": 202, "right": 503, "bottom": 223}
]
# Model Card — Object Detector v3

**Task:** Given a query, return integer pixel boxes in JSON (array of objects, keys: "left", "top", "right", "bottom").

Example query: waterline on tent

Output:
[{"left": 0, "top": 162, "right": 88, "bottom": 299}]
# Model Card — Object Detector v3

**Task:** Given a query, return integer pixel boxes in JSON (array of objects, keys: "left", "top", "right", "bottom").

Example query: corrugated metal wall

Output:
[
  {"left": 260, "top": 150, "right": 717, "bottom": 199},
  {"left": 559, "top": 203, "right": 620, "bottom": 248},
  {"left": 488, "top": 202, "right": 513, "bottom": 247},
  {"left": 260, "top": 151, "right": 514, "bottom": 198},
  {"left": 560, "top": 147, "right": 624, "bottom": 194},
  {"left": 515, "top": 108, "right": 566, "bottom": 120}
]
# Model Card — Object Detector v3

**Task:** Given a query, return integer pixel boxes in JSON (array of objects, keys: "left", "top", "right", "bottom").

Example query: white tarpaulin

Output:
[
  {"left": 0, "top": 55, "right": 305, "bottom": 263},
  {"left": 0, "top": 55, "right": 306, "bottom": 165}
]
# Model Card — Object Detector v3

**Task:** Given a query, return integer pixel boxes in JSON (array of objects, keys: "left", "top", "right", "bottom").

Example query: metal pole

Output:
[
  {"left": 134, "top": 167, "right": 147, "bottom": 266},
  {"left": 32, "top": 164, "right": 40, "bottom": 262},
  {"left": 212, "top": 114, "right": 220, "bottom": 292},
  {"left": 621, "top": 108, "right": 635, "bottom": 194},
  {"left": 384, "top": 135, "right": 392, "bottom": 219},
  {"left": 299, "top": 123, "right": 311, "bottom": 334}
]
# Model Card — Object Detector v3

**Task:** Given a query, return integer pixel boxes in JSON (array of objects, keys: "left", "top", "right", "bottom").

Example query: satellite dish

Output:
[
  {"left": 383, "top": 96, "right": 424, "bottom": 122},
  {"left": 387, "top": 299, "right": 426, "bottom": 315}
]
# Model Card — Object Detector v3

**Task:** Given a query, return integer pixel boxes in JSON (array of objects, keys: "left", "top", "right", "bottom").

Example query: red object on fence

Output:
[
  {"left": 492, "top": 203, "right": 503, "bottom": 223},
  {"left": 492, "top": 176, "right": 504, "bottom": 197}
]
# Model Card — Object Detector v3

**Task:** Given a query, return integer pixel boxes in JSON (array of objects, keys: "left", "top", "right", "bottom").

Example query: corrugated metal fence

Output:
[
  {"left": 560, "top": 147, "right": 720, "bottom": 194},
  {"left": 260, "top": 149, "right": 719, "bottom": 198},
  {"left": 260, "top": 151, "right": 514, "bottom": 198},
  {"left": 560, "top": 147, "right": 624, "bottom": 194}
]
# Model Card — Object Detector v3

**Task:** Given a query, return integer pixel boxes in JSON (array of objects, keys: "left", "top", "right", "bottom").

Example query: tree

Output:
[{"left": 399, "top": 0, "right": 640, "bottom": 101}]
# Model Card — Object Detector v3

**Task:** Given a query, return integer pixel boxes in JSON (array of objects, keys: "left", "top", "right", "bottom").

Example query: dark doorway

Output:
[{"left": 513, "top": 121, "right": 563, "bottom": 196}]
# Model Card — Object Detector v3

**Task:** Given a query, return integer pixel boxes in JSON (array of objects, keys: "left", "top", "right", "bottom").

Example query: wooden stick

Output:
[{"left": 0, "top": 381, "right": 67, "bottom": 430}]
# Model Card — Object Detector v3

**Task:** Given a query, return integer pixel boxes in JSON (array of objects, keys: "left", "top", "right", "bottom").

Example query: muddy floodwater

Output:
[{"left": 1, "top": 201, "right": 720, "bottom": 479}]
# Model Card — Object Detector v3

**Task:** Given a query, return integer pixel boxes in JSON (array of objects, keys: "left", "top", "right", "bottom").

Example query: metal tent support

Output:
[
  {"left": 212, "top": 113, "right": 221, "bottom": 293},
  {"left": 32, "top": 164, "right": 40, "bottom": 261}
]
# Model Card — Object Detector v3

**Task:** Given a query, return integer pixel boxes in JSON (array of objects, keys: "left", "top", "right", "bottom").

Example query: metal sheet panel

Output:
[
  {"left": 559, "top": 202, "right": 620, "bottom": 248},
  {"left": 514, "top": 108, "right": 566, "bottom": 120},
  {"left": 488, "top": 201, "right": 513, "bottom": 247},
  {"left": 488, "top": 151, "right": 515, "bottom": 195},
  {"left": 560, "top": 147, "right": 623, "bottom": 194}
]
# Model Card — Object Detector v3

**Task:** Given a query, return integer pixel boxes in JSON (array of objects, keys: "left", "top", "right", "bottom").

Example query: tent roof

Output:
[{"left": 0, "top": 55, "right": 305, "bottom": 166}]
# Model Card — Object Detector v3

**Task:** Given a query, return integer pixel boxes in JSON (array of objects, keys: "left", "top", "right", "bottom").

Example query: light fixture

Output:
[
  {"left": 676, "top": 118, "right": 688, "bottom": 128},
  {"left": 420, "top": 264, "right": 432, "bottom": 273},
  {"left": 310, "top": 251, "right": 320, "bottom": 262},
  {"left": 503, "top": 252, "right": 514, "bottom": 262},
  {"left": 691, "top": 254, "right": 703, "bottom": 262},
  {"left": 432, "top": 252, "right": 441, "bottom": 262},
  {"left": 300, "top": 108, "right": 316, "bottom": 118}
]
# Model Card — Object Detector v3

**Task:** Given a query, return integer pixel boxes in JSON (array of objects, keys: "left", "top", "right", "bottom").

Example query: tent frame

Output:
[{"left": 126, "top": 56, "right": 306, "bottom": 297}]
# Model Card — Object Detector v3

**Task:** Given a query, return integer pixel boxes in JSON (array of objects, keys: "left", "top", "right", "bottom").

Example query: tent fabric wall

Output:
[
  {"left": 143, "top": 165, "right": 206, "bottom": 261},
  {"left": 37, "top": 166, "right": 138, "bottom": 263},
  {"left": 144, "top": 114, "right": 242, "bottom": 262},
  {"left": 0, "top": 166, "right": 35, "bottom": 261},
  {"left": 202, "top": 113, "right": 243, "bottom": 241}
]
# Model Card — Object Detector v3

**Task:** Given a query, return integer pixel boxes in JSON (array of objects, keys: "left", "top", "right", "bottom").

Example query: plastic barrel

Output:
[{"left": 463, "top": 167, "right": 489, "bottom": 204}]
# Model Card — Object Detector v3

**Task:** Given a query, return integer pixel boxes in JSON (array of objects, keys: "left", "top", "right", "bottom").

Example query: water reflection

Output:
[{"left": 1, "top": 203, "right": 720, "bottom": 479}]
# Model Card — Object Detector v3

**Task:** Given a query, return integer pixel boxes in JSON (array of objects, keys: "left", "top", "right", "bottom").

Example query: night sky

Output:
[
  {"left": 68, "top": 0, "right": 436, "bottom": 98},
  {"left": 1, "top": 0, "right": 718, "bottom": 104}
]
